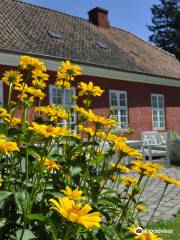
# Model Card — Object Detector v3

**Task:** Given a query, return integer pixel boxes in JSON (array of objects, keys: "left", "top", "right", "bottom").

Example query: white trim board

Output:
[{"left": 1, "top": 51, "right": 180, "bottom": 88}]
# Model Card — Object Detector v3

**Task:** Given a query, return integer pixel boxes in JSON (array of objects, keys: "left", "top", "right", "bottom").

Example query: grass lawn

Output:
[{"left": 147, "top": 215, "right": 180, "bottom": 240}]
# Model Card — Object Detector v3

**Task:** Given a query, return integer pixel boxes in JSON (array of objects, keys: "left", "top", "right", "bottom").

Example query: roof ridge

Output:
[
  {"left": 15, "top": 0, "right": 89, "bottom": 23},
  {"left": 111, "top": 26, "right": 176, "bottom": 59}
]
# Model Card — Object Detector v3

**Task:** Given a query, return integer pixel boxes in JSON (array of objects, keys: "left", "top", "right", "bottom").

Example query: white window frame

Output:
[
  {"left": 49, "top": 85, "right": 76, "bottom": 132},
  {"left": 109, "top": 90, "right": 128, "bottom": 130},
  {"left": 0, "top": 80, "right": 3, "bottom": 106},
  {"left": 151, "top": 93, "right": 165, "bottom": 130}
]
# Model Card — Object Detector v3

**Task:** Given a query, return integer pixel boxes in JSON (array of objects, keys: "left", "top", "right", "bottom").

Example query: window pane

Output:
[
  {"left": 153, "top": 110, "right": 157, "bottom": 116},
  {"left": 111, "top": 110, "right": 118, "bottom": 121},
  {"left": 154, "top": 122, "right": 159, "bottom": 128},
  {"left": 153, "top": 116, "right": 158, "bottom": 122},
  {"left": 121, "top": 122, "right": 128, "bottom": 129},
  {"left": 52, "top": 88, "right": 56, "bottom": 96},
  {"left": 158, "top": 96, "right": 164, "bottom": 108},
  {"left": 57, "top": 89, "right": 62, "bottom": 97},
  {"left": 64, "top": 89, "right": 73, "bottom": 105},
  {"left": 120, "top": 109, "right": 127, "bottom": 116},
  {"left": 119, "top": 93, "right": 126, "bottom": 107},
  {"left": 152, "top": 96, "right": 157, "bottom": 108},
  {"left": 160, "top": 121, "right": 165, "bottom": 128},
  {"left": 159, "top": 110, "right": 164, "bottom": 116},
  {"left": 111, "top": 92, "right": 118, "bottom": 106}
]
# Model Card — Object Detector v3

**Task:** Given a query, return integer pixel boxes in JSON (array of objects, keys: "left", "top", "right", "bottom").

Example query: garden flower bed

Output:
[{"left": 0, "top": 56, "right": 179, "bottom": 240}]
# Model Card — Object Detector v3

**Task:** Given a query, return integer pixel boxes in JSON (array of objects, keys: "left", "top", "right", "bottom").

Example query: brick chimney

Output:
[{"left": 88, "top": 7, "right": 110, "bottom": 28}]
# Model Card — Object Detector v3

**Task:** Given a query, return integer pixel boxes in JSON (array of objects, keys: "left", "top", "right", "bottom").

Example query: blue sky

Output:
[{"left": 24, "top": 0, "right": 160, "bottom": 41}]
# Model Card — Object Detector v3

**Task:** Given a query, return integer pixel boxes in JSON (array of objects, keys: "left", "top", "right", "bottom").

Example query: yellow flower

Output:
[
  {"left": 28, "top": 122, "right": 78, "bottom": 139},
  {"left": 14, "top": 82, "right": 28, "bottom": 92},
  {"left": 43, "top": 158, "right": 62, "bottom": 172},
  {"left": 0, "top": 141, "right": 19, "bottom": 153},
  {"left": 122, "top": 176, "right": 138, "bottom": 186},
  {"left": 0, "top": 108, "right": 10, "bottom": 122},
  {"left": 115, "top": 142, "right": 142, "bottom": 160},
  {"left": 78, "top": 81, "right": 104, "bottom": 97},
  {"left": 14, "top": 83, "right": 38, "bottom": 102},
  {"left": 55, "top": 80, "right": 71, "bottom": 89},
  {"left": 49, "top": 196, "right": 101, "bottom": 229},
  {"left": 75, "top": 107, "right": 117, "bottom": 127},
  {"left": 128, "top": 225, "right": 138, "bottom": 235},
  {"left": 61, "top": 186, "right": 86, "bottom": 200},
  {"left": 11, "top": 117, "right": 22, "bottom": 126},
  {"left": 0, "top": 176, "right": 3, "bottom": 187},
  {"left": 32, "top": 79, "right": 47, "bottom": 89},
  {"left": 110, "top": 175, "right": 117, "bottom": 181},
  {"left": 157, "top": 173, "right": 180, "bottom": 186},
  {"left": 19, "top": 56, "right": 46, "bottom": 72},
  {"left": 107, "top": 133, "right": 127, "bottom": 143},
  {"left": 74, "top": 105, "right": 89, "bottom": 116},
  {"left": 56, "top": 61, "right": 80, "bottom": 85},
  {"left": 111, "top": 163, "right": 130, "bottom": 173},
  {"left": 134, "top": 232, "right": 162, "bottom": 240},
  {"left": 32, "top": 69, "right": 49, "bottom": 81},
  {"left": 87, "top": 110, "right": 117, "bottom": 126},
  {"left": 57, "top": 60, "right": 81, "bottom": 81},
  {"left": 26, "top": 87, "right": 46, "bottom": 100},
  {"left": 2, "top": 70, "right": 22, "bottom": 86},
  {"left": 29, "top": 122, "right": 62, "bottom": 138},
  {"left": 78, "top": 125, "right": 95, "bottom": 136},
  {"left": 135, "top": 204, "right": 147, "bottom": 212},
  {"left": 146, "top": 162, "right": 164, "bottom": 170},
  {"left": 31, "top": 70, "right": 49, "bottom": 89},
  {"left": 0, "top": 135, "right": 6, "bottom": 141},
  {"left": 132, "top": 160, "right": 157, "bottom": 177},
  {"left": 35, "top": 105, "right": 68, "bottom": 122}
]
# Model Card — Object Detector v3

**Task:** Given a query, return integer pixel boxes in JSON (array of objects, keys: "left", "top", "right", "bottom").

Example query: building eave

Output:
[{"left": 0, "top": 48, "right": 180, "bottom": 88}]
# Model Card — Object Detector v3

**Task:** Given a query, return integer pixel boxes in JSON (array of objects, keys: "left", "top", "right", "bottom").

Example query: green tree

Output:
[{"left": 148, "top": 0, "right": 180, "bottom": 60}]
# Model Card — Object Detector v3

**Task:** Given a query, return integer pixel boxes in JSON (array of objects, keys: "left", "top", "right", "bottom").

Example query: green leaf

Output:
[
  {"left": 15, "top": 229, "right": 36, "bottom": 240},
  {"left": 46, "top": 221, "right": 58, "bottom": 240},
  {"left": 0, "top": 218, "right": 6, "bottom": 228},
  {"left": 0, "top": 190, "right": 12, "bottom": 202},
  {"left": 96, "top": 229, "right": 107, "bottom": 240},
  {"left": 90, "top": 154, "right": 105, "bottom": 165},
  {"left": 36, "top": 192, "right": 43, "bottom": 202},
  {"left": 51, "top": 192, "right": 64, "bottom": 198},
  {"left": 14, "top": 189, "right": 31, "bottom": 214},
  {"left": 7, "top": 128, "right": 23, "bottom": 137},
  {"left": 27, "top": 213, "right": 47, "bottom": 222},
  {"left": 28, "top": 149, "right": 41, "bottom": 160}
]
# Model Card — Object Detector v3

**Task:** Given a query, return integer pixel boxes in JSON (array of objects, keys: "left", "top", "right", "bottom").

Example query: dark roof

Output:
[{"left": 1, "top": 0, "right": 180, "bottom": 79}]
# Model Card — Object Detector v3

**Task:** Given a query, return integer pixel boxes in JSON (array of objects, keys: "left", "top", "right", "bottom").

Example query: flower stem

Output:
[
  {"left": 63, "top": 224, "right": 73, "bottom": 240},
  {"left": 145, "top": 183, "right": 168, "bottom": 227}
]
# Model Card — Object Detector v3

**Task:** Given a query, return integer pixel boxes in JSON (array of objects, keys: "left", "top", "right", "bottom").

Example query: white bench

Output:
[{"left": 141, "top": 131, "right": 170, "bottom": 166}]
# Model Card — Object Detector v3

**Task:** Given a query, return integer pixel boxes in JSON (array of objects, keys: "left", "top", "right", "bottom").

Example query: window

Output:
[
  {"left": 49, "top": 85, "right": 76, "bottom": 131},
  {"left": 0, "top": 80, "right": 3, "bottom": 106},
  {"left": 109, "top": 90, "right": 128, "bottom": 129},
  {"left": 151, "top": 94, "right": 165, "bottom": 129}
]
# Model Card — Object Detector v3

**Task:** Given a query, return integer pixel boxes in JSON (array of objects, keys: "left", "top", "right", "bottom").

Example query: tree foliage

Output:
[{"left": 148, "top": 0, "right": 180, "bottom": 60}]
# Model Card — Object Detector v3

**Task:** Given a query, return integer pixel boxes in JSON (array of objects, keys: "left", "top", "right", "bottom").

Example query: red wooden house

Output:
[{"left": 0, "top": 0, "right": 180, "bottom": 138}]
